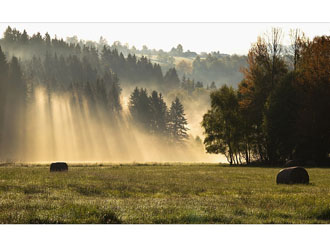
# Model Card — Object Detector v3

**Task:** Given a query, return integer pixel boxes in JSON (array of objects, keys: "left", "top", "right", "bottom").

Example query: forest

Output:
[
  {"left": 202, "top": 28, "right": 330, "bottom": 166},
  {"left": 0, "top": 26, "right": 329, "bottom": 166},
  {"left": 0, "top": 26, "right": 213, "bottom": 162}
]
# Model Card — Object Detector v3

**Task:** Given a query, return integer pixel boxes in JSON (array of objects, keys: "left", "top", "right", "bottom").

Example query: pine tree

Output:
[
  {"left": 149, "top": 91, "right": 168, "bottom": 135},
  {"left": 106, "top": 72, "right": 122, "bottom": 112},
  {"left": 5, "top": 56, "right": 27, "bottom": 159},
  {"left": 8, "top": 56, "right": 26, "bottom": 100},
  {"left": 0, "top": 46, "right": 8, "bottom": 81},
  {"left": 129, "top": 88, "right": 151, "bottom": 130},
  {"left": 164, "top": 68, "right": 180, "bottom": 90},
  {"left": 168, "top": 97, "right": 189, "bottom": 143},
  {"left": 195, "top": 81, "right": 203, "bottom": 88},
  {"left": 21, "top": 30, "right": 29, "bottom": 45},
  {"left": 3, "top": 26, "right": 13, "bottom": 43},
  {"left": 210, "top": 81, "right": 217, "bottom": 90}
]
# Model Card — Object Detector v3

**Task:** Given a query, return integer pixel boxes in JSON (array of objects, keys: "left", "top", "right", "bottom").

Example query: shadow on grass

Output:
[
  {"left": 23, "top": 185, "right": 45, "bottom": 194},
  {"left": 309, "top": 206, "right": 330, "bottom": 221},
  {"left": 68, "top": 184, "right": 104, "bottom": 197}
]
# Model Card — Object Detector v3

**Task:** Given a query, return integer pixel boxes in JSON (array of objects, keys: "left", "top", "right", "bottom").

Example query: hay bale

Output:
[
  {"left": 276, "top": 166, "right": 309, "bottom": 184},
  {"left": 50, "top": 162, "right": 68, "bottom": 172}
]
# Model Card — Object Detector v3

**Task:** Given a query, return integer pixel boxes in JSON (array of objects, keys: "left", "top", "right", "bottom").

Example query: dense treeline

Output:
[
  {"left": 129, "top": 43, "right": 246, "bottom": 88},
  {"left": 1, "top": 27, "right": 216, "bottom": 104},
  {"left": 203, "top": 29, "right": 330, "bottom": 166},
  {"left": 181, "top": 75, "right": 217, "bottom": 94},
  {"left": 0, "top": 46, "right": 191, "bottom": 161},
  {"left": 187, "top": 54, "right": 246, "bottom": 86},
  {"left": 0, "top": 46, "right": 124, "bottom": 160},
  {"left": 0, "top": 27, "right": 247, "bottom": 89},
  {"left": 0, "top": 26, "right": 194, "bottom": 161},
  {"left": 0, "top": 26, "right": 245, "bottom": 95},
  {"left": 129, "top": 88, "right": 188, "bottom": 143},
  {"left": 0, "top": 48, "right": 27, "bottom": 159},
  {"left": 0, "top": 26, "right": 181, "bottom": 89}
]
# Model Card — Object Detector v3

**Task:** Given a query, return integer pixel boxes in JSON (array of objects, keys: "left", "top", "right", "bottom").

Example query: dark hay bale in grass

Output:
[
  {"left": 276, "top": 166, "right": 309, "bottom": 184},
  {"left": 50, "top": 162, "right": 68, "bottom": 172}
]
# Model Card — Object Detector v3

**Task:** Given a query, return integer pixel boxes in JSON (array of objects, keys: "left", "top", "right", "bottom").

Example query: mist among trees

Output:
[
  {"left": 1, "top": 26, "right": 329, "bottom": 165},
  {"left": 0, "top": 26, "right": 211, "bottom": 162}
]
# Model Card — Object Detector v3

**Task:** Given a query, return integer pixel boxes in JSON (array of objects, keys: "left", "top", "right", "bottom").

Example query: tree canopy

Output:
[{"left": 203, "top": 29, "right": 330, "bottom": 165}]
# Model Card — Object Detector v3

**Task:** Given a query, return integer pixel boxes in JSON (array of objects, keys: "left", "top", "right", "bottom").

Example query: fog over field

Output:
[
  {"left": 0, "top": 25, "right": 225, "bottom": 163},
  {"left": 17, "top": 86, "right": 220, "bottom": 163},
  {"left": 0, "top": 23, "right": 329, "bottom": 165}
]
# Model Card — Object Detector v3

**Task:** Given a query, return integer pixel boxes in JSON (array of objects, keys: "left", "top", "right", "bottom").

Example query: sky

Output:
[{"left": 0, "top": 23, "right": 329, "bottom": 55}]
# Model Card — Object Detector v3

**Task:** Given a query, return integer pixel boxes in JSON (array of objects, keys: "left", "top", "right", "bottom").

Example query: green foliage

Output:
[
  {"left": 202, "top": 85, "right": 245, "bottom": 164},
  {"left": 203, "top": 30, "right": 330, "bottom": 165},
  {"left": 293, "top": 36, "right": 330, "bottom": 162},
  {"left": 262, "top": 72, "right": 298, "bottom": 162}
]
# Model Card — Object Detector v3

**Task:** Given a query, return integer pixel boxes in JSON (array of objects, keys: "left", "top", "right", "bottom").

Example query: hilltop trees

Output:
[
  {"left": 0, "top": 27, "right": 178, "bottom": 90},
  {"left": 1, "top": 26, "right": 251, "bottom": 91},
  {"left": 189, "top": 54, "right": 247, "bottom": 87},
  {"left": 102, "top": 46, "right": 164, "bottom": 85}
]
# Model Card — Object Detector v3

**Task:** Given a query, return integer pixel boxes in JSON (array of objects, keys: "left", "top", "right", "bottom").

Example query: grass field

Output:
[{"left": 0, "top": 163, "right": 330, "bottom": 224}]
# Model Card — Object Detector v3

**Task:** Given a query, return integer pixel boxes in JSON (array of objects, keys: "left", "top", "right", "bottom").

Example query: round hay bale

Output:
[
  {"left": 276, "top": 166, "right": 309, "bottom": 184},
  {"left": 50, "top": 162, "right": 68, "bottom": 172}
]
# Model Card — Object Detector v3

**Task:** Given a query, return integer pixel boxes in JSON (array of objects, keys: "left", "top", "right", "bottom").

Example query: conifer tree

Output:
[
  {"left": 168, "top": 97, "right": 189, "bottom": 143},
  {"left": 164, "top": 68, "right": 180, "bottom": 90},
  {"left": 149, "top": 91, "right": 168, "bottom": 135},
  {"left": 129, "top": 88, "right": 151, "bottom": 130}
]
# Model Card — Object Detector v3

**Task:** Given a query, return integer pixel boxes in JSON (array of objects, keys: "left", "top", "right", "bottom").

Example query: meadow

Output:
[{"left": 0, "top": 163, "right": 330, "bottom": 224}]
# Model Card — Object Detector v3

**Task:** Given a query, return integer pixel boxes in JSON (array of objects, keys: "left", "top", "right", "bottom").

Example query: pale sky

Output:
[{"left": 0, "top": 23, "right": 329, "bottom": 55}]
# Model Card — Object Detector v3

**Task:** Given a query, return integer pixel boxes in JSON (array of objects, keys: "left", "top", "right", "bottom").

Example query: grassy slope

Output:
[{"left": 0, "top": 163, "right": 329, "bottom": 224}]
